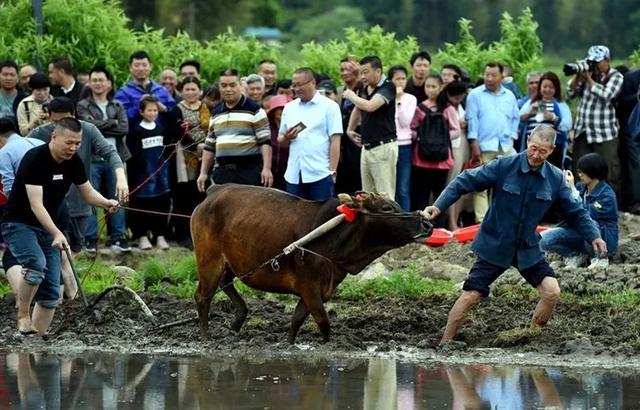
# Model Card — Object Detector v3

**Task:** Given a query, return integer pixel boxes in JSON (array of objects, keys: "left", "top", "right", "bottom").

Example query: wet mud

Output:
[{"left": 1, "top": 213, "right": 639, "bottom": 366}]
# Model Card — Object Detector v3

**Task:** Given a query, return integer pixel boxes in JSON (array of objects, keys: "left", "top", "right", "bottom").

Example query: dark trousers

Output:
[
  {"left": 618, "top": 130, "right": 640, "bottom": 210},
  {"left": 411, "top": 167, "right": 448, "bottom": 227},
  {"left": 212, "top": 161, "right": 262, "bottom": 186},
  {"left": 128, "top": 192, "right": 171, "bottom": 240},
  {"left": 573, "top": 133, "right": 621, "bottom": 199},
  {"left": 286, "top": 175, "right": 335, "bottom": 201},
  {"left": 335, "top": 136, "right": 362, "bottom": 195},
  {"left": 172, "top": 181, "right": 205, "bottom": 242}
]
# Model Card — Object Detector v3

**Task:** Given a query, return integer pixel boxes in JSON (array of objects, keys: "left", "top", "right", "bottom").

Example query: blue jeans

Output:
[
  {"left": 286, "top": 175, "right": 335, "bottom": 201},
  {"left": 539, "top": 227, "right": 594, "bottom": 257},
  {"left": 1, "top": 222, "right": 61, "bottom": 308},
  {"left": 85, "top": 160, "right": 126, "bottom": 242},
  {"left": 395, "top": 144, "right": 412, "bottom": 211}
]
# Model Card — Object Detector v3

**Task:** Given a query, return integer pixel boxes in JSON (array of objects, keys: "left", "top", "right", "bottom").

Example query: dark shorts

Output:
[
  {"left": 463, "top": 257, "right": 556, "bottom": 297},
  {"left": 2, "top": 247, "right": 19, "bottom": 271}
]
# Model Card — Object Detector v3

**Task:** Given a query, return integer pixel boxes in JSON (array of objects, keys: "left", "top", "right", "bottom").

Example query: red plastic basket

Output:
[
  {"left": 453, "top": 224, "right": 480, "bottom": 243},
  {"left": 424, "top": 228, "right": 453, "bottom": 247}
]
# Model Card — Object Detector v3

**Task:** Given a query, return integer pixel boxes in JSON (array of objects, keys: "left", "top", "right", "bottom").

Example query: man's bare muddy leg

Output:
[
  {"left": 532, "top": 276, "right": 560, "bottom": 326},
  {"left": 440, "top": 290, "right": 482, "bottom": 344}
]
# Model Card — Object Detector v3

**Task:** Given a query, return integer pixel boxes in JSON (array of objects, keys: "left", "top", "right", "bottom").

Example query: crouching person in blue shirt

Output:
[
  {"left": 2, "top": 117, "right": 119, "bottom": 336},
  {"left": 540, "top": 153, "right": 618, "bottom": 269},
  {"left": 423, "top": 125, "right": 607, "bottom": 345}
]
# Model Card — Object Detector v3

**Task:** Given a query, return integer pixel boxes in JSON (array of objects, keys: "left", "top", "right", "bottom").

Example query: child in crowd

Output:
[
  {"left": 410, "top": 74, "right": 462, "bottom": 227},
  {"left": 540, "top": 153, "right": 619, "bottom": 268},
  {"left": 126, "top": 95, "right": 171, "bottom": 250}
]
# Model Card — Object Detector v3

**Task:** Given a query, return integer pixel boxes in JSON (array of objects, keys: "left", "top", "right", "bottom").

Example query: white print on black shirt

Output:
[
  {"left": 142, "top": 136, "right": 163, "bottom": 149},
  {"left": 52, "top": 174, "right": 63, "bottom": 181}
]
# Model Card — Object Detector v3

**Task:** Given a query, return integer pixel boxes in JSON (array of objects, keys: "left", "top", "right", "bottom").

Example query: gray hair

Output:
[
  {"left": 528, "top": 124, "right": 557, "bottom": 146},
  {"left": 246, "top": 74, "right": 265, "bottom": 87},
  {"left": 527, "top": 71, "right": 543, "bottom": 81}
]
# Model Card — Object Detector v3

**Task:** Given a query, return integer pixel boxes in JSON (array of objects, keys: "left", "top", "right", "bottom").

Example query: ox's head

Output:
[
  {"left": 337, "top": 192, "right": 433, "bottom": 241},
  {"left": 332, "top": 192, "right": 433, "bottom": 273}
]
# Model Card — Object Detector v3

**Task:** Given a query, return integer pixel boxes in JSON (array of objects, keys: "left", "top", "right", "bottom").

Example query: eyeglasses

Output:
[{"left": 291, "top": 79, "right": 313, "bottom": 89}]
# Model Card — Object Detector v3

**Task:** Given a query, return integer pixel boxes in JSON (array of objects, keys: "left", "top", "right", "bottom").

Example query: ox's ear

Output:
[{"left": 338, "top": 193, "right": 357, "bottom": 208}]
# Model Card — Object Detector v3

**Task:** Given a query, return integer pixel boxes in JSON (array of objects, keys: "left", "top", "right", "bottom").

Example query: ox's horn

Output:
[{"left": 338, "top": 193, "right": 356, "bottom": 207}]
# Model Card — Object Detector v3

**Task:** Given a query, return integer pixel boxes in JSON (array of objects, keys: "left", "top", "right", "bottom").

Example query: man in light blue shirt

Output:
[
  {"left": 466, "top": 62, "right": 520, "bottom": 222},
  {"left": 278, "top": 68, "right": 342, "bottom": 201},
  {"left": 0, "top": 117, "right": 45, "bottom": 301},
  {"left": 0, "top": 122, "right": 45, "bottom": 194}
]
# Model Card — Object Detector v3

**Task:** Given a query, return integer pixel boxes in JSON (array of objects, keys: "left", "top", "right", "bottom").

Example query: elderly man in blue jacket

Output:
[{"left": 424, "top": 125, "right": 607, "bottom": 345}]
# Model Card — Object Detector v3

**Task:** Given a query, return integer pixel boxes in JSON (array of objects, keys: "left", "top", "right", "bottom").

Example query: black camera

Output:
[
  {"left": 563, "top": 59, "right": 596, "bottom": 76},
  {"left": 41, "top": 102, "right": 50, "bottom": 113}
]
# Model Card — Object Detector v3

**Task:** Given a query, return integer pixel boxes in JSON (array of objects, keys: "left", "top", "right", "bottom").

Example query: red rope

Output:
[
  {"left": 77, "top": 120, "right": 192, "bottom": 284},
  {"left": 126, "top": 120, "right": 190, "bottom": 198},
  {"left": 118, "top": 205, "right": 191, "bottom": 219}
]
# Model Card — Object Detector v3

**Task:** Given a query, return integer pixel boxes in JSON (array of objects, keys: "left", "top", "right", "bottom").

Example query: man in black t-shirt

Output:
[
  {"left": 2, "top": 117, "right": 118, "bottom": 336},
  {"left": 343, "top": 55, "right": 398, "bottom": 198},
  {"left": 404, "top": 51, "right": 431, "bottom": 103}
]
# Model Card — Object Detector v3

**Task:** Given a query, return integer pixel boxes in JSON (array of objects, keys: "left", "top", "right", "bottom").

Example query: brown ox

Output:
[{"left": 191, "top": 184, "right": 432, "bottom": 343}]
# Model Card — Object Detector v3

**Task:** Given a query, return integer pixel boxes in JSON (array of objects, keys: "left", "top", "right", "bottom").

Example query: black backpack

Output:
[{"left": 416, "top": 104, "right": 450, "bottom": 161}]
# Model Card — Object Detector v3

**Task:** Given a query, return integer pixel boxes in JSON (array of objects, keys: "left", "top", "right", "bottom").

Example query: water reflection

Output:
[{"left": 0, "top": 351, "right": 638, "bottom": 409}]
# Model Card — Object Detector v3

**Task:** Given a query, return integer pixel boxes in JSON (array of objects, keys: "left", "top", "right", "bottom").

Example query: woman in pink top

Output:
[
  {"left": 389, "top": 65, "right": 417, "bottom": 211},
  {"left": 410, "top": 75, "right": 465, "bottom": 226}
]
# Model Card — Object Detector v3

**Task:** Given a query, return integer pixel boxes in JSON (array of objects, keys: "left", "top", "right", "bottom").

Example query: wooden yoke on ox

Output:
[{"left": 191, "top": 185, "right": 431, "bottom": 344}]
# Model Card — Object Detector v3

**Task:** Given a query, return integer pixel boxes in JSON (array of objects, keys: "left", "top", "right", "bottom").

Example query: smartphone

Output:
[{"left": 290, "top": 121, "right": 307, "bottom": 134}]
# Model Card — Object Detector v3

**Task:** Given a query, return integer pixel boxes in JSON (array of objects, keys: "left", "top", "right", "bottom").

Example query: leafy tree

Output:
[
  {"left": 300, "top": 26, "right": 419, "bottom": 82},
  {"left": 0, "top": 0, "right": 287, "bottom": 85},
  {"left": 436, "top": 8, "right": 543, "bottom": 89}
]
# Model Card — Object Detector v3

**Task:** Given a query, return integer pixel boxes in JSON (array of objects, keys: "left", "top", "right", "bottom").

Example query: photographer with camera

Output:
[{"left": 567, "top": 45, "right": 623, "bottom": 197}]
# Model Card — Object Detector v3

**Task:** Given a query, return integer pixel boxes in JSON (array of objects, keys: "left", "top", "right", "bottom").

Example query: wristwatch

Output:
[{"left": 330, "top": 170, "right": 337, "bottom": 177}]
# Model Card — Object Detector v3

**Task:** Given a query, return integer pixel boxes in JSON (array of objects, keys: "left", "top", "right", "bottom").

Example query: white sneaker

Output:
[
  {"left": 588, "top": 258, "right": 609, "bottom": 270},
  {"left": 139, "top": 236, "right": 152, "bottom": 250},
  {"left": 564, "top": 255, "right": 589, "bottom": 269},
  {"left": 156, "top": 236, "right": 170, "bottom": 250}
]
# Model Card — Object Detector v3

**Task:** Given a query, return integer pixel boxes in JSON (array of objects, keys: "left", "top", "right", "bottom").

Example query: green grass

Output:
[
  {"left": 4, "top": 251, "right": 640, "bottom": 310},
  {"left": 336, "top": 268, "right": 456, "bottom": 301},
  {"left": 564, "top": 289, "right": 640, "bottom": 307}
]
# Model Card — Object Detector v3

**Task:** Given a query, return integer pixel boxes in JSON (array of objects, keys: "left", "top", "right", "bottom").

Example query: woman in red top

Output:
[{"left": 410, "top": 75, "right": 465, "bottom": 226}]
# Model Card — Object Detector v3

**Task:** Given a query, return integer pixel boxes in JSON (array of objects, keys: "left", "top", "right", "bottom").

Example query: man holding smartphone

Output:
[{"left": 277, "top": 68, "right": 342, "bottom": 201}]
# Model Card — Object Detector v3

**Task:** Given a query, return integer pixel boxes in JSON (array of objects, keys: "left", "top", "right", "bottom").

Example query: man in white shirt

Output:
[{"left": 278, "top": 68, "right": 342, "bottom": 201}]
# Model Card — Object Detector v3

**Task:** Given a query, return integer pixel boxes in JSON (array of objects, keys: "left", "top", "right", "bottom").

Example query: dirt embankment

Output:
[{"left": 1, "top": 213, "right": 640, "bottom": 361}]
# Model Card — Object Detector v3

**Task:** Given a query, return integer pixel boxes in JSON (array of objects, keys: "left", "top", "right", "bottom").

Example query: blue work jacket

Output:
[
  {"left": 434, "top": 152, "right": 601, "bottom": 269},
  {"left": 576, "top": 181, "right": 619, "bottom": 254}
]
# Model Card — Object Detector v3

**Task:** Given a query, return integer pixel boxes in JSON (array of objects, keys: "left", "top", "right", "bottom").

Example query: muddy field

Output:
[{"left": 1, "top": 213, "right": 640, "bottom": 365}]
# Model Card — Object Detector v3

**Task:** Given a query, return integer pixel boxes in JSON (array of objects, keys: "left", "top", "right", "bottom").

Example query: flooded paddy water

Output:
[
  {"left": 2, "top": 351, "right": 640, "bottom": 409},
  {"left": 2, "top": 213, "right": 640, "bottom": 407}
]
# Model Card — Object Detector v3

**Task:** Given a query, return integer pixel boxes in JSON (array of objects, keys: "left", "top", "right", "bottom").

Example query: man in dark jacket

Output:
[
  {"left": 114, "top": 50, "right": 175, "bottom": 128},
  {"left": 76, "top": 66, "right": 131, "bottom": 253},
  {"left": 48, "top": 57, "right": 88, "bottom": 104},
  {"left": 616, "top": 68, "right": 640, "bottom": 213},
  {"left": 424, "top": 126, "right": 607, "bottom": 344}
]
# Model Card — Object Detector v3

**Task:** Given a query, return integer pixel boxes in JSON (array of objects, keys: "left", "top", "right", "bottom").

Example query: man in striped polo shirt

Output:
[{"left": 197, "top": 69, "right": 273, "bottom": 192}]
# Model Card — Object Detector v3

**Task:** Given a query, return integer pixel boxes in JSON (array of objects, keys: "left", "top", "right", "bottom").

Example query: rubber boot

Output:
[
  {"left": 31, "top": 304, "right": 56, "bottom": 337},
  {"left": 16, "top": 281, "right": 38, "bottom": 334}
]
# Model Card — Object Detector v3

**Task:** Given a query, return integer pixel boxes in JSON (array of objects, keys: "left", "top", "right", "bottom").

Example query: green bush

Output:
[
  {"left": 301, "top": 25, "right": 419, "bottom": 82},
  {"left": 0, "top": 0, "right": 287, "bottom": 86}
]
